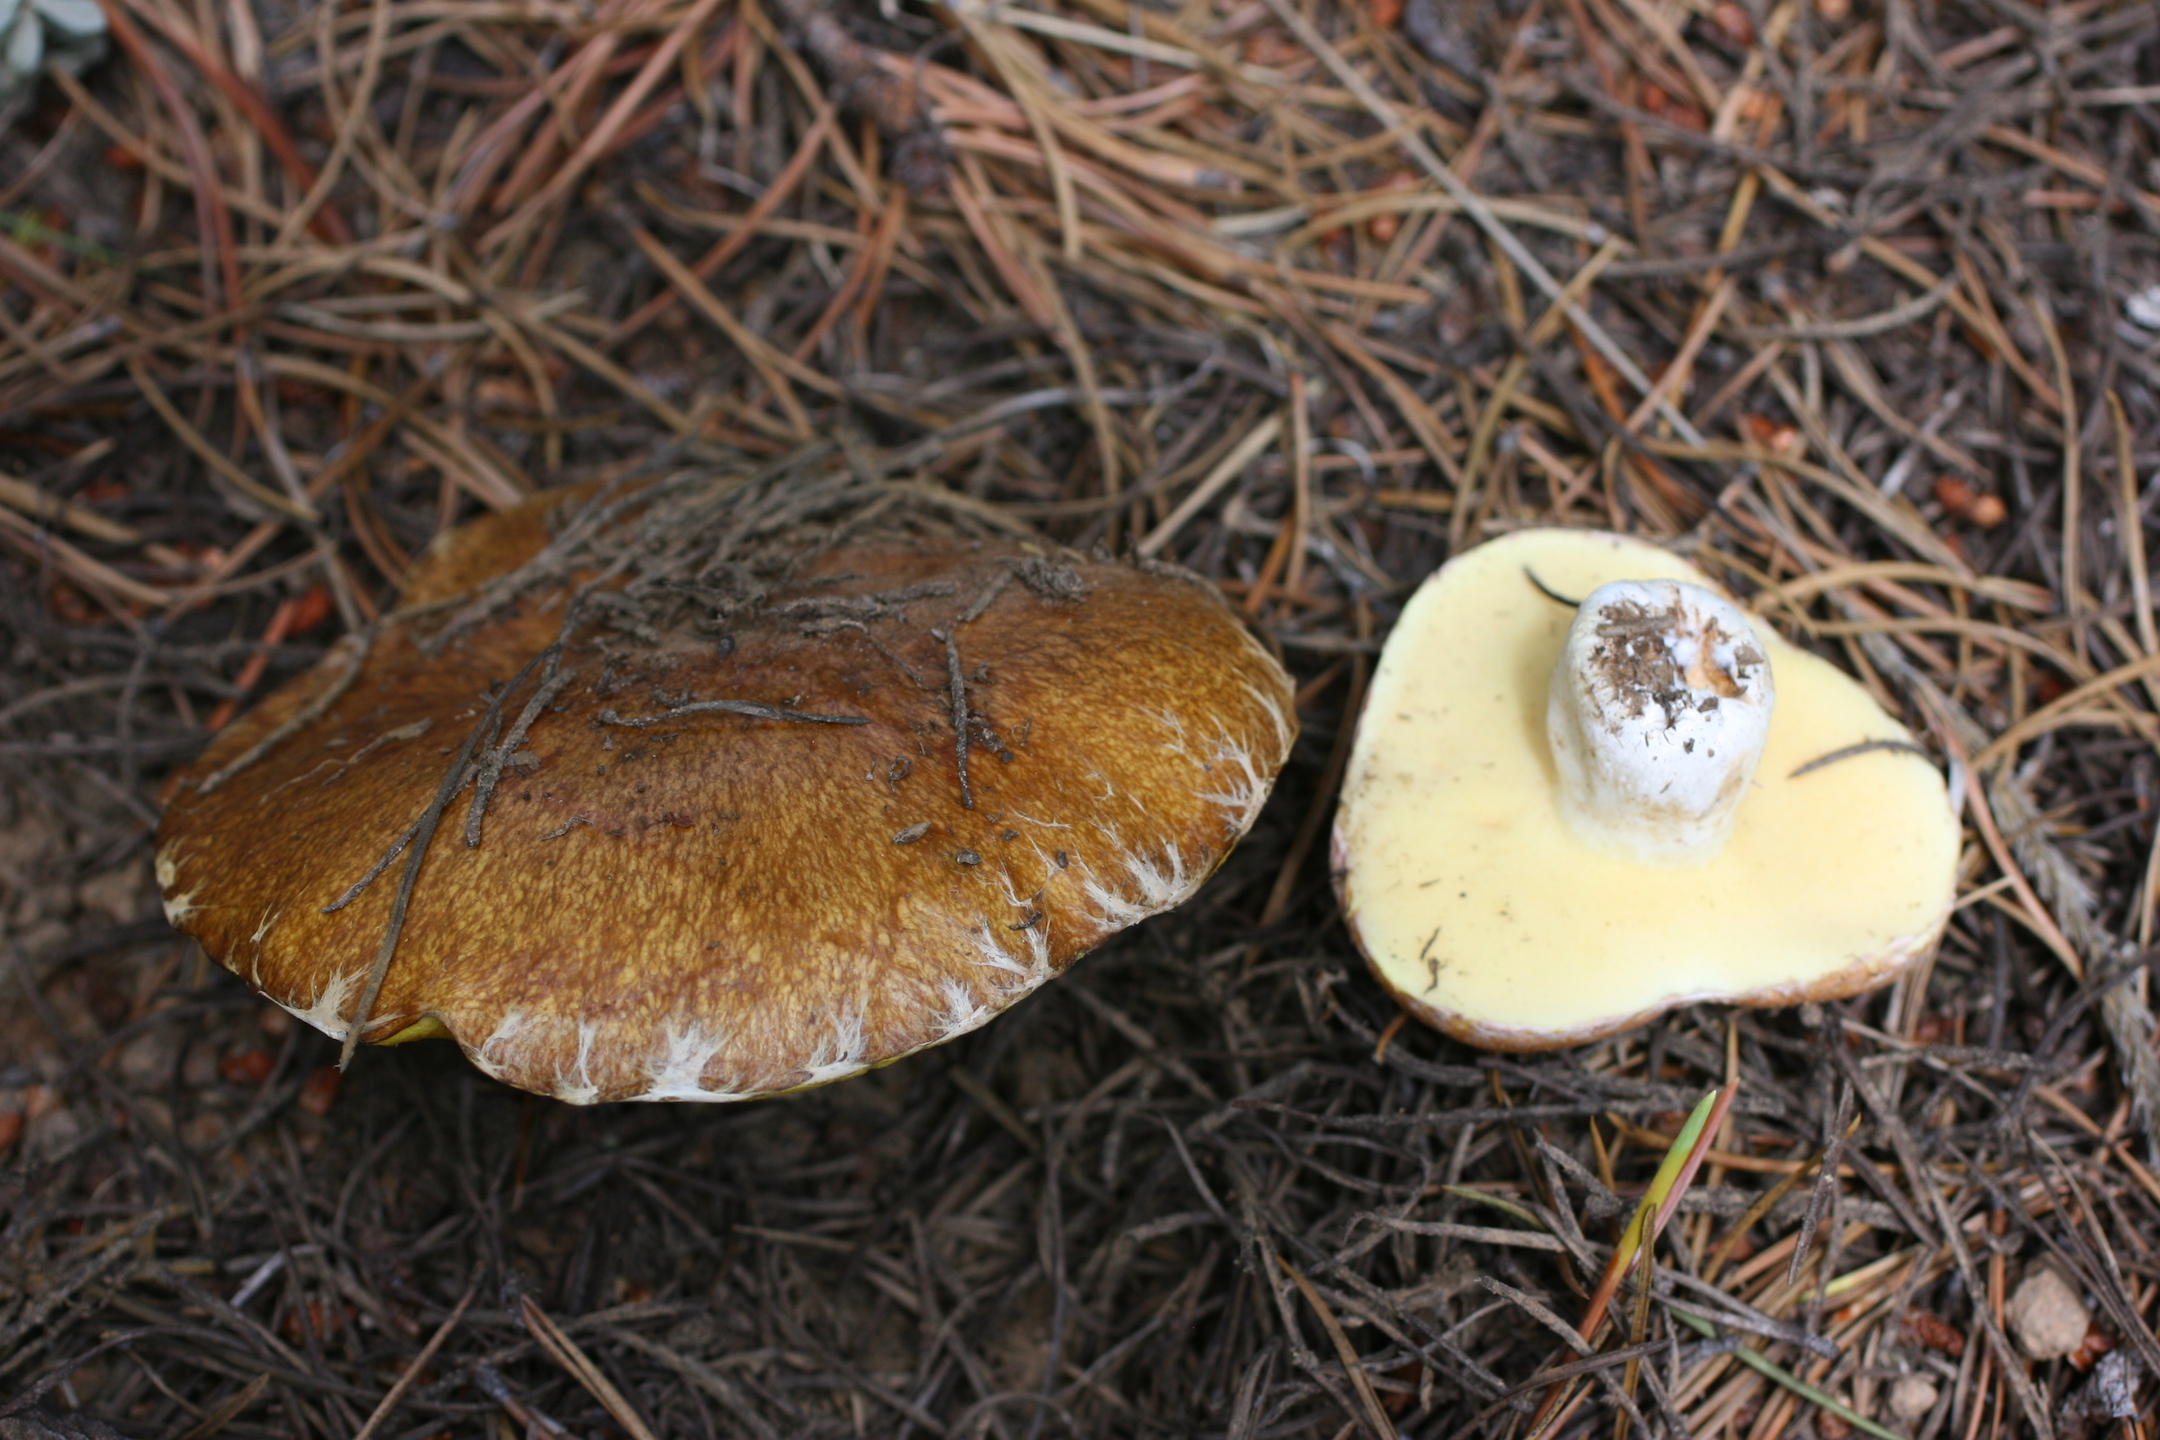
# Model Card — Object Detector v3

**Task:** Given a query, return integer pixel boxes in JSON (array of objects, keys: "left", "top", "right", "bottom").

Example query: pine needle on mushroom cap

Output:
[{"left": 155, "top": 452, "right": 1295, "bottom": 1103}]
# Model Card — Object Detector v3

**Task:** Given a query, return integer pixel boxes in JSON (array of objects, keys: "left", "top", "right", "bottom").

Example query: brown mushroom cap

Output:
[{"left": 156, "top": 474, "right": 1294, "bottom": 1102}]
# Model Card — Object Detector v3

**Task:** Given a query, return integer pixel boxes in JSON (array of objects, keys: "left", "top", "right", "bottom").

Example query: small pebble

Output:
[
  {"left": 2008, "top": 1266, "right": 2091, "bottom": 1360},
  {"left": 1887, "top": 1375, "right": 1938, "bottom": 1423}
]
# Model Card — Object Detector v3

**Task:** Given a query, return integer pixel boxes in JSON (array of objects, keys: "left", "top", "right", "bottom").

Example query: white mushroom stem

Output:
[{"left": 1546, "top": 578, "right": 1775, "bottom": 867}]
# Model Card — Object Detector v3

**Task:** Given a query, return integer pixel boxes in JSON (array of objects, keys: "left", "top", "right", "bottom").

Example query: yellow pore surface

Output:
[{"left": 1336, "top": 529, "right": 1961, "bottom": 1046}]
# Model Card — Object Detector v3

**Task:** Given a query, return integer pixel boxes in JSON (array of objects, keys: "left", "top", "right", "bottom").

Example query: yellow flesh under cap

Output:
[{"left": 1334, "top": 528, "right": 1961, "bottom": 1048}]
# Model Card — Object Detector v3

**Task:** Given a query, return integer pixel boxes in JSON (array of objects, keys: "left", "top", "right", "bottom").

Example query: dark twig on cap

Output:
[
  {"left": 595, "top": 699, "right": 869, "bottom": 728},
  {"left": 778, "top": 581, "right": 957, "bottom": 620},
  {"left": 322, "top": 812, "right": 431, "bottom": 913},
  {"left": 466, "top": 647, "right": 576, "bottom": 847},
  {"left": 956, "top": 569, "right": 1013, "bottom": 625},
  {"left": 803, "top": 618, "right": 933, "bottom": 689},
  {"left": 334, "top": 663, "right": 512, "bottom": 1069},
  {"left": 936, "top": 627, "right": 973, "bottom": 810},
  {"left": 1007, "top": 555, "right": 1087, "bottom": 602},
  {"left": 193, "top": 623, "right": 381, "bottom": 795},
  {"left": 256, "top": 718, "right": 433, "bottom": 802}
]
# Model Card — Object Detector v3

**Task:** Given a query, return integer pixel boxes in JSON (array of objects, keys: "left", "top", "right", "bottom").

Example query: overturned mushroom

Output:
[
  {"left": 1333, "top": 528, "right": 1959, "bottom": 1049},
  {"left": 157, "top": 461, "right": 1294, "bottom": 1102}
]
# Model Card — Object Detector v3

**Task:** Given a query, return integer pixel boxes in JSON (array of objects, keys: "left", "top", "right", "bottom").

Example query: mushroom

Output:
[
  {"left": 1333, "top": 527, "right": 1959, "bottom": 1049},
  {"left": 156, "top": 465, "right": 1294, "bottom": 1102}
]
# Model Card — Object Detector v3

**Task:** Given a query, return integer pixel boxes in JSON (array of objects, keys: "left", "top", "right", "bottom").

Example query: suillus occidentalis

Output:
[
  {"left": 1333, "top": 527, "right": 1959, "bottom": 1049},
  {"left": 157, "top": 458, "right": 1295, "bottom": 1101}
]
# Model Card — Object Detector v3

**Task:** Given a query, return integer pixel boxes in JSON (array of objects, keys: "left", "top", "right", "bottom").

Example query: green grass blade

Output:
[{"left": 1669, "top": 1310, "right": 1902, "bottom": 1440}]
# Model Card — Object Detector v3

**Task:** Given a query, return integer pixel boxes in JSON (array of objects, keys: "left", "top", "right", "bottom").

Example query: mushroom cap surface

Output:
[
  {"left": 157, "top": 477, "right": 1294, "bottom": 1102},
  {"left": 1332, "top": 528, "right": 1959, "bottom": 1049}
]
